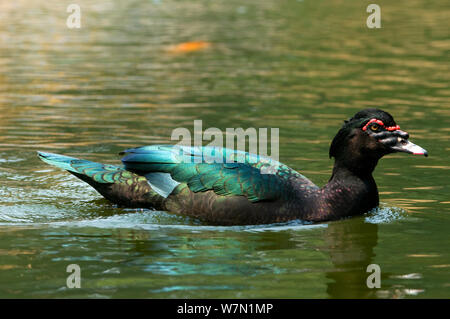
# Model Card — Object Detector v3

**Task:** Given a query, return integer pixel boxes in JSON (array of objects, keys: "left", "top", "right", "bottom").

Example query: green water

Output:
[{"left": 0, "top": 0, "right": 449, "bottom": 298}]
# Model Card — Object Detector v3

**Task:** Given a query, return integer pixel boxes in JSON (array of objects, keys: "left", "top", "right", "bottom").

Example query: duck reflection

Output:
[
  {"left": 324, "top": 217, "right": 379, "bottom": 298},
  {"left": 106, "top": 216, "right": 380, "bottom": 298}
]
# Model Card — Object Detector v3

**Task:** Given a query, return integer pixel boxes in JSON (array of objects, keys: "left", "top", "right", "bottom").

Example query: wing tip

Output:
[{"left": 37, "top": 151, "right": 51, "bottom": 158}]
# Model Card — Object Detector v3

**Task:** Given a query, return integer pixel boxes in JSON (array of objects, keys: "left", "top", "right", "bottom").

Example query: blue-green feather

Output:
[
  {"left": 121, "top": 145, "right": 304, "bottom": 202},
  {"left": 37, "top": 151, "right": 133, "bottom": 184}
]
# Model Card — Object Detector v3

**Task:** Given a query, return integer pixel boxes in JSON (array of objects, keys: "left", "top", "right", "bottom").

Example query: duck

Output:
[{"left": 37, "top": 108, "right": 428, "bottom": 225}]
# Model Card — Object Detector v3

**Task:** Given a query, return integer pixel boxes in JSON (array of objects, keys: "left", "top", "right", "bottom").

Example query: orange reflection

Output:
[{"left": 168, "top": 41, "right": 211, "bottom": 54}]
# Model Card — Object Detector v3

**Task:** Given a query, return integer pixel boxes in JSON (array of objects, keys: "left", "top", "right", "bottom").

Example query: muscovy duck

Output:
[{"left": 38, "top": 108, "right": 427, "bottom": 225}]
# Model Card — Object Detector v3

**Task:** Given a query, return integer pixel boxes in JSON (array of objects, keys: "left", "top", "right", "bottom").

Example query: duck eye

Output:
[{"left": 370, "top": 124, "right": 380, "bottom": 131}]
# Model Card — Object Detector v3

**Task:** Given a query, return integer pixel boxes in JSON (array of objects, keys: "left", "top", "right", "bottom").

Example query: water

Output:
[{"left": 0, "top": 0, "right": 449, "bottom": 298}]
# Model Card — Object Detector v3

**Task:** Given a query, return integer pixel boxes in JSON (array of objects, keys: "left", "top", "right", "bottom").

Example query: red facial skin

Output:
[{"left": 362, "top": 118, "right": 400, "bottom": 132}]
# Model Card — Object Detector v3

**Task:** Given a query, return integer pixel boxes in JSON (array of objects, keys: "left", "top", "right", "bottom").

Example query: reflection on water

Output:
[
  {"left": 0, "top": 0, "right": 449, "bottom": 298},
  {"left": 324, "top": 218, "right": 379, "bottom": 298}
]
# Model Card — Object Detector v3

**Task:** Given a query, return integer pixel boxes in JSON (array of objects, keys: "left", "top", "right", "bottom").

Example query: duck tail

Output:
[
  {"left": 37, "top": 151, "right": 165, "bottom": 209},
  {"left": 37, "top": 151, "right": 81, "bottom": 172}
]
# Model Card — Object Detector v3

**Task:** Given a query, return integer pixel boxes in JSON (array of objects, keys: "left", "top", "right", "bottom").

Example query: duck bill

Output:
[{"left": 390, "top": 140, "right": 428, "bottom": 157}]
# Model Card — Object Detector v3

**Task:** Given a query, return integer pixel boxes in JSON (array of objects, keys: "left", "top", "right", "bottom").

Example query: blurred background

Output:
[{"left": 0, "top": 0, "right": 448, "bottom": 298}]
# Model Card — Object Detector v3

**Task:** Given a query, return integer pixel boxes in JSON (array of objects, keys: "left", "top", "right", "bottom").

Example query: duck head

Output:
[{"left": 329, "top": 108, "right": 427, "bottom": 174}]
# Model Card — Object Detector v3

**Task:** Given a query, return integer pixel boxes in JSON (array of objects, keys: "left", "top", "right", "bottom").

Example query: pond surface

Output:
[{"left": 0, "top": 0, "right": 448, "bottom": 298}]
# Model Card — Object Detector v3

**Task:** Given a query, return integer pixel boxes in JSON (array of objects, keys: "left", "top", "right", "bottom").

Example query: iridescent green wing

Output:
[{"left": 121, "top": 145, "right": 316, "bottom": 202}]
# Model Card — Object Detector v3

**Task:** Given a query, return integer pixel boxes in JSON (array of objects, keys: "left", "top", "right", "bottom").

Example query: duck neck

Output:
[
  {"left": 309, "top": 160, "right": 379, "bottom": 221},
  {"left": 329, "top": 159, "right": 376, "bottom": 183}
]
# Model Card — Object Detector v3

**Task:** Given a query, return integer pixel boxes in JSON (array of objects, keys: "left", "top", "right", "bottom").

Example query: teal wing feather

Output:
[
  {"left": 37, "top": 151, "right": 166, "bottom": 208},
  {"left": 37, "top": 151, "right": 139, "bottom": 184},
  {"left": 121, "top": 145, "right": 316, "bottom": 202}
]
